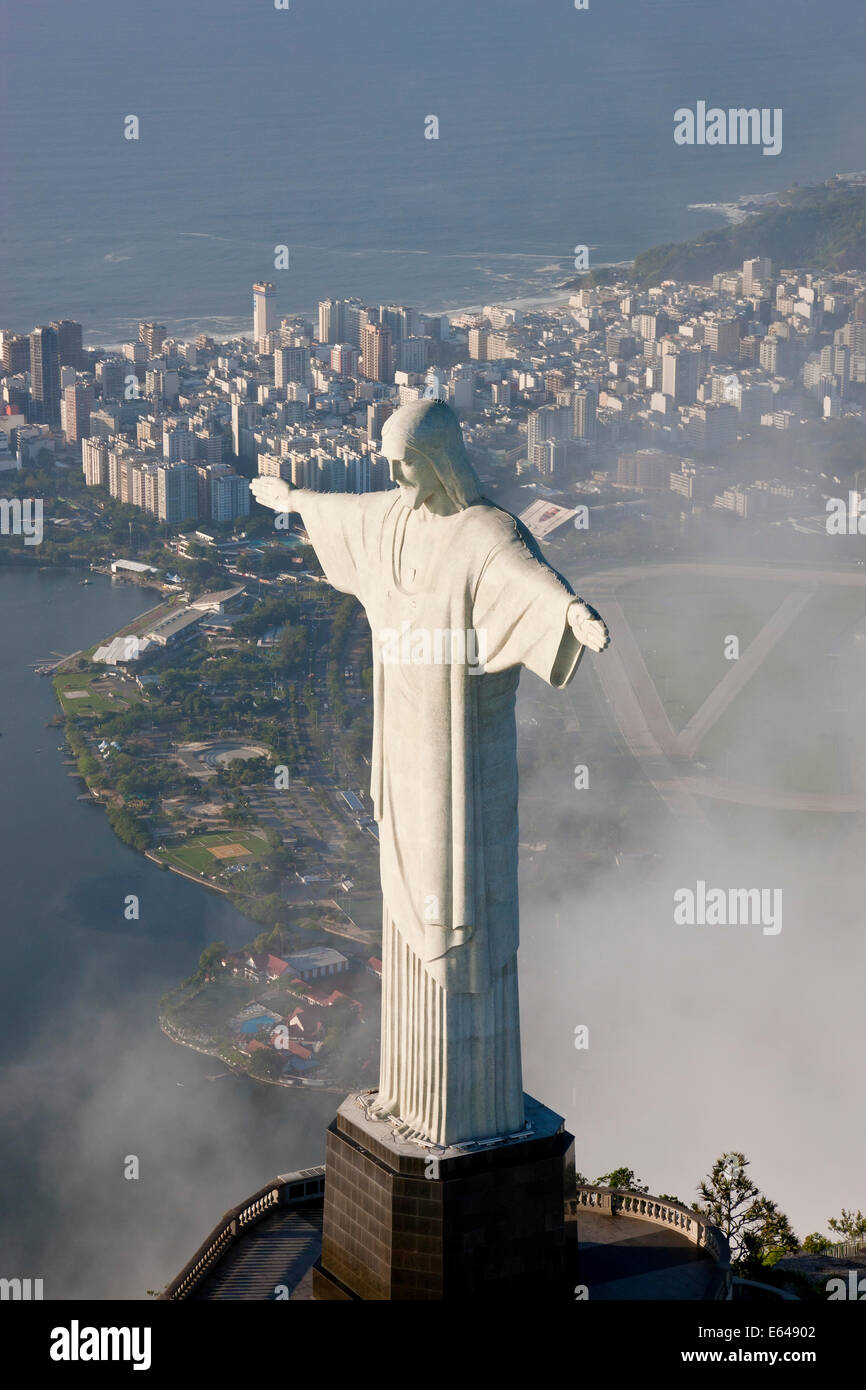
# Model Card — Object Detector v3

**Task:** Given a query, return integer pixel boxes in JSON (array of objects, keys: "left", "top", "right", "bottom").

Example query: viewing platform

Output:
[{"left": 162, "top": 1171, "right": 734, "bottom": 1301}]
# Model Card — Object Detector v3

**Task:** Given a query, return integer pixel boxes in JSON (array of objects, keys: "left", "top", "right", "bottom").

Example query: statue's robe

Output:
[{"left": 298, "top": 489, "right": 583, "bottom": 1145}]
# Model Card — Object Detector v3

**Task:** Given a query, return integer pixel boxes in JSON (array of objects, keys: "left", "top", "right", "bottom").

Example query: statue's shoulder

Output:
[
  {"left": 463, "top": 499, "right": 572, "bottom": 585},
  {"left": 459, "top": 499, "right": 520, "bottom": 545}
]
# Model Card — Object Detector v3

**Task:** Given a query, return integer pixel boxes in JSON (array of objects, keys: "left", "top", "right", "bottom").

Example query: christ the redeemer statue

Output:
[{"left": 251, "top": 399, "right": 609, "bottom": 1148}]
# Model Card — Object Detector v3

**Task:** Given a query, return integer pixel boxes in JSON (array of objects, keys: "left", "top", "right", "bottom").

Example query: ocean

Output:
[{"left": 2, "top": 0, "right": 866, "bottom": 344}]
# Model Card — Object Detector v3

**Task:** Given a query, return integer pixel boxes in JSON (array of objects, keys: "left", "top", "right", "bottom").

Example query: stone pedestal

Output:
[{"left": 312, "top": 1092, "right": 577, "bottom": 1301}]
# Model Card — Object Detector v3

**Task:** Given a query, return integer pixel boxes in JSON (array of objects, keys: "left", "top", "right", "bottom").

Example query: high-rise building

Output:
[
  {"left": 63, "top": 383, "right": 93, "bottom": 444},
  {"left": 343, "top": 301, "right": 369, "bottom": 348},
  {"left": 545, "top": 370, "right": 571, "bottom": 399},
  {"left": 157, "top": 462, "right": 198, "bottom": 523},
  {"left": 280, "top": 315, "right": 313, "bottom": 346},
  {"left": 1, "top": 334, "right": 31, "bottom": 374},
  {"left": 231, "top": 397, "right": 261, "bottom": 461},
  {"left": 638, "top": 312, "right": 666, "bottom": 342},
  {"left": 89, "top": 405, "right": 121, "bottom": 439},
  {"left": 616, "top": 448, "right": 672, "bottom": 489},
  {"left": 138, "top": 322, "right": 166, "bottom": 357},
  {"left": 82, "top": 437, "right": 109, "bottom": 488},
  {"left": 571, "top": 387, "right": 597, "bottom": 440},
  {"left": 50, "top": 320, "right": 84, "bottom": 369},
  {"left": 527, "top": 404, "right": 570, "bottom": 465},
  {"left": 345, "top": 452, "right": 372, "bottom": 494},
  {"left": 318, "top": 298, "right": 342, "bottom": 344},
  {"left": 661, "top": 348, "right": 701, "bottom": 405},
  {"left": 147, "top": 367, "right": 180, "bottom": 405},
  {"left": 194, "top": 429, "right": 226, "bottom": 467},
  {"left": 361, "top": 322, "right": 393, "bottom": 382},
  {"left": 196, "top": 463, "right": 250, "bottom": 522},
  {"left": 759, "top": 336, "right": 785, "bottom": 376},
  {"left": 367, "top": 400, "right": 393, "bottom": 441},
  {"left": 468, "top": 328, "right": 488, "bottom": 361},
  {"left": 274, "top": 346, "right": 310, "bottom": 389},
  {"left": 606, "top": 330, "right": 636, "bottom": 360},
  {"left": 210, "top": 471, "right": 250, "bottom": 522},
  {"left": 163, "top": 419, "right": 195, "bottom": 461},
  {"left": 253, "top": 283, "right": 276, "bottom": 342},
  {"left": 330, "top": 343, "right": 359, "bottom": 376},
  {"left": 108, "top": 447, "right": 148, "bottom": 504},
  {"left": 318, "top": 297, "right": 368, "bottom": 345},
  {"left": 396, "top": 337, "right": 428, "bottom": 374},
  {"left": 29, "top": 327, "right": 61, "bottom": 425},
  {"left": 379, "top": 305, "right": 417, "bottom": 341},
  {"left": 703, "top": 316, "right": 741, "bottom": 359},
  {"left": 95, "top": 356, "right": 126, "bottom": 399},
  {"left": 742, "top": 257, "right": 772, "bottom": 295},
  {"left": 537, "top": 437, "right": 568, "bottom": 477}
]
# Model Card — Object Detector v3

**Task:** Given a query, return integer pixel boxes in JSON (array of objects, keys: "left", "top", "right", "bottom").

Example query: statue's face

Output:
[{"left": 384, "top": 441, "right": 443, "bottom": 512}]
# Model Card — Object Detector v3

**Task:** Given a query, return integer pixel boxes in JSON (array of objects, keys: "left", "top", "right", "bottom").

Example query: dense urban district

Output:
[{"left": 3, "top": 177, "right": 866, "bottom": 1092}]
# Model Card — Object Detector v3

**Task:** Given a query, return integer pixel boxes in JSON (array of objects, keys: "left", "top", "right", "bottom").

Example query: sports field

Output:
[
  {"left": 156, "top": 830, "right": 269, "bottom": 875},
  {"left": 54, "top": 671, "right": 137, "bottom": 717}
]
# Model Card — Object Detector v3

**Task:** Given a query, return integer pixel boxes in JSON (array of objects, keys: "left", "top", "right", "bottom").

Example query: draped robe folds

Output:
[{"left": 296, "top": 489, "right": 584, "bottom": 1146}]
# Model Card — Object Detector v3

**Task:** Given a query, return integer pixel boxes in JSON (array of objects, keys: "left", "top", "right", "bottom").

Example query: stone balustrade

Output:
[
  {"left": 572, "top": 1184, "right": 732, "bottom": 1298},
  {"left": 163, "top": 1171, "right": 732, "bottom": 1300},
  {"left": 161, "top": 1166, "right": 326, "bottom": 1300}
]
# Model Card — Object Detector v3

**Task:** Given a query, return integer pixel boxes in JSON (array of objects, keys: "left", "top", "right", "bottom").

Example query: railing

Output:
[
  {"left": 164, "top": 1171, "right": 734, "bottom": 1301},
  {"left": 161, "top": 1166, "right": 326, "bottom": 1300},
  {"left": 732, "top": 1277, "right": 799, "bottom": 1301},
  {"left": 824, "top": 1238, "right": 866, "bottom": 1260},
  {"left": 571, "top": 1185, "right": 732, "bottom": 1299}
]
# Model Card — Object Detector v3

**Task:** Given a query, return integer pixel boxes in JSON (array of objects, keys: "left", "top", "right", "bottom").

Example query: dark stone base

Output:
[{"left": 312, "top": 1093, "right": 578, "bottom": 1301}]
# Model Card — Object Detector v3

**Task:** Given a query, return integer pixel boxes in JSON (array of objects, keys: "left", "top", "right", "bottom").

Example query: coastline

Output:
[
  {"left": 157, "top": 1015, "right": 346, "bottom": 1095},
  {"left": 53, "top": 589, "right": 378, "bottom": 1095},
  {"left": 144, "top": 849, "right": 230, "bottom": 894}
]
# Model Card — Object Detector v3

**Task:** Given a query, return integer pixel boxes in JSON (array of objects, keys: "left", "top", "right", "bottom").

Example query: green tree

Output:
[
  {"left": 827, "top": 1209, "right": 866, "bottom": 1242},
  {"left": 739, "top": 1197, "right": 799, "bottom": 1270},
  {"left": 695, "top": 1152, "right": 798, "bottom": 1269},
  {"left": 248, "top": 1047, "right": 282, "bottom": 1081},
  {"left": 197, "top": 941, "right": 227, "bottom": 979},
  {"left": 801, "top": 1232, "right": 832, "bottom": 1255},
  {"left": 595, "top": 1167, "right": 649, "bottom": 1194}
]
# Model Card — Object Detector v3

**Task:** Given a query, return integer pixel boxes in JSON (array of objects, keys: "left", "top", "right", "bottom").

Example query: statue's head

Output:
[{"left": 381, "top": 399, "right": 482, "bottom": 514}]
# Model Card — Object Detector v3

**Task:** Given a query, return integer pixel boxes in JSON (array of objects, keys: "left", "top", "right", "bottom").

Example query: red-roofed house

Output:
[
  {"left": 265, "top": 954, "right": 290, "bottom": 981},
  {"left": 288, "top": 1007, "right": 324, "bottom": 1039}
]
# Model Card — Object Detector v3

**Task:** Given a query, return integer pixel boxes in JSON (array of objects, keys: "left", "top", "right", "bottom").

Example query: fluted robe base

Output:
[{"left": 376, "top": 911, "right": 524, "bottom": 1147}]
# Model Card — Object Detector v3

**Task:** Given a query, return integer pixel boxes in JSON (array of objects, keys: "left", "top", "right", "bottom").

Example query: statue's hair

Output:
[{"left": 381, "top": 399, "right": 482, "bottom": 510}]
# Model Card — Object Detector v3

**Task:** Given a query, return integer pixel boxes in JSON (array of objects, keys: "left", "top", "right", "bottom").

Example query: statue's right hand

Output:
[{"left": 250, "top": 476, "right": 295, "bottom": 513}]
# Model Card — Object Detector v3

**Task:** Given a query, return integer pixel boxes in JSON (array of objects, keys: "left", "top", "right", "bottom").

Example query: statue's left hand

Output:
[{"left": 568, "top": 599, "right": 610, "bottom": 652}]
